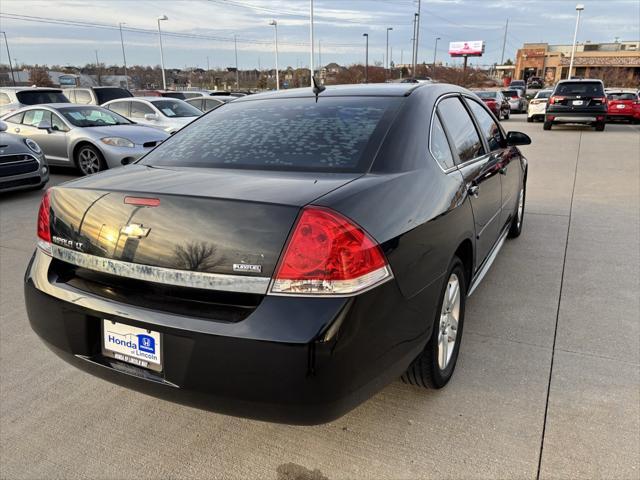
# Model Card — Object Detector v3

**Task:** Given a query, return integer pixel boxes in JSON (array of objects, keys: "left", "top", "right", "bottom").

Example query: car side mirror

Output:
[
  {"left": 506, "top": 131, "right": 532, "bottom": 147},
  {"left": 144, "top": 113, "right": 158, "bottom": 121},
  {"left": 0, "top": 120, "right": 7, "bottom": 132},
  {"left": 37, "top": 120, "right": 52, "bottom": 132}
]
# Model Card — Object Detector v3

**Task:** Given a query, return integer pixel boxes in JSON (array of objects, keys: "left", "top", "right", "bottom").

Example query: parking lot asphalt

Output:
[{"left": 1, "top": 116, "right": 638, "bottom": 480}]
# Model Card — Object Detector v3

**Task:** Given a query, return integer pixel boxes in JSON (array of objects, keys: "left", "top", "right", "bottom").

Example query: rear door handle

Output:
[{"left": 468, "top": 185, "right": 479, "bottom": 198}]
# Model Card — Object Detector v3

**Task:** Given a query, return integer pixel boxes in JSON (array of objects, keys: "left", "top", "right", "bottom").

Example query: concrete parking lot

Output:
[{"left": 1, "top": 116, "right": 638, "bottom": 480}]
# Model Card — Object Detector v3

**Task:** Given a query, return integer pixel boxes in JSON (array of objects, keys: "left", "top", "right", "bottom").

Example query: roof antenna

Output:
[{"left": 311, "top": 75, "right": 325, "bottom": 102}]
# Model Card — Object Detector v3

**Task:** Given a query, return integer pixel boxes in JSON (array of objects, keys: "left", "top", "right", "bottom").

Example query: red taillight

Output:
[
  {"left": 549, "top": 96, "right": 565, "bottom": 105},
  {"left": 271, "top": 206, "right": 391, "bottom": 295},
  {"left": 593, "top": 97, "right": 607, "bottom": 105},
  {"left": 124, "top": 196, "right": 160, "bottom": 207},
  {"left": 37, "top": 189, "right": 52, "bottom": 254}
]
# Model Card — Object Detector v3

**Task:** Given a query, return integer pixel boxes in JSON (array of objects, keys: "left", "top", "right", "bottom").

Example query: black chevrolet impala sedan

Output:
[{"left": 25, "top": 83, "right": 530, "bottom": 424}]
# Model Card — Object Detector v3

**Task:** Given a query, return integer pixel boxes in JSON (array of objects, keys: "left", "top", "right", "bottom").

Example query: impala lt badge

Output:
[{"left": 233, "top": 263, "right": 263, "bottom": 273}]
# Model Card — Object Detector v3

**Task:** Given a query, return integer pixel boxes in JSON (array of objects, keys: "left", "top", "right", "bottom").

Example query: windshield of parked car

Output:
[
  {"left": 151, "top": 100, "right": 201, "bottom": 118},
  {"left": 555, "top": 82, "right": 604, "bottom": 96},
  {"left": 607, "top": 92, "right": 636, "bottom": 101},
  {"left": 16, "top": 90, "right": 69, "bottom": 105},
  {"left": 95, "top": 88, "right": 133, "bottom": 104},
  {"left": 59, "top": 106, "right": 132, "bottom": 127},
  {"left": 141, "top": 96, "right": 402, "bottom": 173},
  {"left": 535, "top": 91, "right": 552, "bottom": 99},
  {"left": 476, "top": 92, "right": 497, "bottom": 99},
  {"left": 503, "top": 91, "right": 519, "bottom": 98}
]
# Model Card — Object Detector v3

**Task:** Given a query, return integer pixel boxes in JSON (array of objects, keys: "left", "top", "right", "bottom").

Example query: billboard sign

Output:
[{"left": 449, "top": 41, "right": 485, "bottom": 57}]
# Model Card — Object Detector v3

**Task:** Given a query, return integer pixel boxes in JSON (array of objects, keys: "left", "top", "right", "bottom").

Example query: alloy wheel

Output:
[
  {"left": 78, "top": 148, "right": 101, "bottom": 175},
  {"left": 438, "top": 273, "right": 460, "bottom": 370}
]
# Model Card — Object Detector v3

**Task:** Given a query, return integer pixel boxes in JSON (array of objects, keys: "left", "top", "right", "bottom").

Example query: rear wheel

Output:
[
  {"left": 595, "top": 121, "right": 605, "bottom": 131},
  {"left": 75, "top": 144, "right": 106, "bottom": 176},
  {"left": 543, "top": 121, "right": 552, "bottom": 130},
  {"left": 401, "top": 257, "right": 466, "bottom": 389}
]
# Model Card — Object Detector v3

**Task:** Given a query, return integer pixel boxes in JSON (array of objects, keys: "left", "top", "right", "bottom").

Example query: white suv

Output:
[{"left": 527, "top": 90, "right": 553, "bottom": 122}]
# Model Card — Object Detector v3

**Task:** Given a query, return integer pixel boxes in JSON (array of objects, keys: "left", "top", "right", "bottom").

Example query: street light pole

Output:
[
  {"left": 568, "top": 4, "right": 584, "bottom": 79},
  {"left": 95, "top": 50, "right": 101, "bottom": 86},
  {"left": 309, "top": 0, "right": 315, "bottom": 85},
  {"left": 363, "top": 33, "right": 369, "bottom": 83},
  {"left": 0, "top": 32, "right": 16, "bottom": 86},
  {"left": 119, "top": 22, "right": 129, "bottom": 90},
  {"left": 412, "top": 13, "right": 419, "bottom": 78},
  {"left": 414, "top": 0, "right": 421, "bottom": 71},
  {"left": 157, "top": 15, "right": 168, "bottom": 90},
  {"left": 386, "top": 27, "right": 393, "bottom": 71},
  {"left": 269, "top": 20, "right": 280, "bottom": 90},
  {"left": 432, "top": 36, "right": 440, "bottom": 77},
  {"left": 234, "top": 35, "right": 240, "bottom": 89}
]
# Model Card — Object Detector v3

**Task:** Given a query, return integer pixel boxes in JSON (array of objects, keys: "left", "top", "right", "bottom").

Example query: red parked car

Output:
[
  {"left": 606, "top": 91, "right": 640, "bottom": 123},
  {"left": 474, "top": 91, "right": 510, "bottom": 120}
]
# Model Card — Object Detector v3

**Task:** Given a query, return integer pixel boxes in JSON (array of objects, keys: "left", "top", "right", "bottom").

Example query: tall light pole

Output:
[
  {"left": 363, "top": 33, "right": 369, "bottom": 83},
  {"left": 568, "top": 4, "right": 584, "bottom": 79},
  {"left": 414, "top": 0, "right": 422, "bottom": 72},
  {"left": 412, "top": 13, "right": 419, "bottom": 78},
  {"left": 386, "top": 27, "right": 393, "bottom": 71},
  {"left": 432, "top": 37, "right": 441, "bottom": 76},
  {"left": 95, "top": 50, "right": 101, "bottom": 86},
  {"left": 309, "top": 0, "right": 315, "bottom": 85},
  {"left": 157, "top": 15, "right": 168, "bottom": 90},
  {"left": 500, "top": 19, "right": 509, "bottom": 65},
  {"left": 234, "top": 35, "right": 240, "bottom": 89},
  {"left": 119, "top": 22, "right": 129, "bottom": 89},
  {"left": 0, "top": 32, "right": 16, "bottom": 86},
  {"left": 269, "top": 20, "right": 280, "bottom": 90}
]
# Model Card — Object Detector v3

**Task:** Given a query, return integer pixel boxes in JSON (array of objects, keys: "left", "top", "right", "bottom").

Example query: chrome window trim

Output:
[
  {"left": 49, "top": 244, "right": 271, "bottom": 294},
  {"left": 429, "top": 93, "right": 489, "bottom": 174}
]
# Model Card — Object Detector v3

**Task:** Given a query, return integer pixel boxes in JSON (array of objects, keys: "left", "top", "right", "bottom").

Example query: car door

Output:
[
  {"left": 465, "top": 96, "right": 520, "bottom": 232},
  {"left": 437, "top": 95, "right": 502, "bottom": 264},
  {"left": 19, "top": 109, "right": 69, "bottom": 163}
]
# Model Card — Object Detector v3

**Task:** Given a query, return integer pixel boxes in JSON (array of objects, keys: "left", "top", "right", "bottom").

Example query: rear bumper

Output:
[
  {"left": 24, "top": 249, "right": 439, "bottom": 424},
  {"left": 546, "top": 106, "right": 607, "bottom": 124}
]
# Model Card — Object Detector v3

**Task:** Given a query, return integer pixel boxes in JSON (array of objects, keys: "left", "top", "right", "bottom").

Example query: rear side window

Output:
[
  {"left": 95, "top": 88, "right": 132, "bottom": 104},
  {"left": 142, "top": 97, "right": 401, "bottom": 173},
  {"left": 4, "top": 112, "right": 24, "bottom": 124},
  {"left": 430, "top": 114, "right": 455, "bottom": 170},
  {"left": 107, "top": 101, "right": 130, "bottom": 117},
  {"left": 466, "top": 99, "right": 504, "bottom": 152},
  {"left": 437, "top": 97, "right": 485, "bottom": 163},
  {"left": 555, "top": 82, "right": 604, "bottom": 96},
  {"left": 22, "top": 109, "right": 51, "bottom": 127},
  {"left": 16, "top": 90, "right": 68, "bottom": 105},
  {"left": 74, "top": 90, "right": 93, "bottom": 104},
  {"left": 204, "top": 99, "right": 224, "bottom": 112}
]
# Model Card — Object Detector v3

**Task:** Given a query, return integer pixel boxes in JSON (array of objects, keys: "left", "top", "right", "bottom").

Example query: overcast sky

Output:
[{"left": 0, "top": 0, "right": 638, "bottom": 70}]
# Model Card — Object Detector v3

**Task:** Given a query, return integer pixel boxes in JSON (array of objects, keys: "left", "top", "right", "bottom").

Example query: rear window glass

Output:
[
  {"left": 535, "top": 91, "right": 552, "bottom": 99},
  {"left": 16, "top": 90, "right": 68, "bottom": 105},
  {"left": 142, "top": 97, "right": 401, "bottom": 173},
  {"left": 95, "top": 88, "right": 132, "bottom": 104},
  {"left": 161, "top": 92, "right": 187, "bottom": 99},
  {"left": 502, "top": 91, "right": 519, "bottom": 98},
  {"left": 476, "top": 92, "right": 497, "bottom": 99},
  {"left": 555, "top": 82, "right": 604, "bottom": 96},
  {"left": 607, "top": 92, "right": 636, "bottom": 101}
]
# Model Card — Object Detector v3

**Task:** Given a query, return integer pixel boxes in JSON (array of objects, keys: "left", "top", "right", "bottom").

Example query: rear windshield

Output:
[
  {"left": 95, "top": 88, "right": 132, "bottom": 104},
  {"left": 16, "top": 90, "right": 68, "bottom": 105},
  {"left": 607, "top": 92, "right": 636, "bottom": 101},
  {"left": 503, "top": 91, "right": 519, "bottom": 98},
  {"left": 535, "top": 91, "right": 552, "bottom": 99},
  {"left": 161, "top": 92, "right": 187, "bottom": 99},
  {"left": 141, "top": 96, "right": 401, "bottom": 173},
  {"left": 476, "top": 92, "right": 497, "bottom": 99},
  {"left": 555, "top": 82, "right": 604, "bottom": 96}
]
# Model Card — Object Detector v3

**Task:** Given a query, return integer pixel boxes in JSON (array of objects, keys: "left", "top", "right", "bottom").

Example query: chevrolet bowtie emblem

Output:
[{"left": 120, "top": 223, "right": 151, "bottom": 239}]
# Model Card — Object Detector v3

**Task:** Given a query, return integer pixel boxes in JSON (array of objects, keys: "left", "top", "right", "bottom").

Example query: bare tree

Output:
[
  {"left": 28, "top": 67, "right": 53, "bottom": 87},
  {"left": 173, "top": 242, "right": 221, "bottom": 271}
]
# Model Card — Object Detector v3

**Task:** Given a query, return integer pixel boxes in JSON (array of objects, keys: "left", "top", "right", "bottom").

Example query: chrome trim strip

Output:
[
  {"left": 50, "top": 244, "right": 270, "bottom": 294},
  {"left": 468, "top": 227, "right": 508, "bottom": 297}
]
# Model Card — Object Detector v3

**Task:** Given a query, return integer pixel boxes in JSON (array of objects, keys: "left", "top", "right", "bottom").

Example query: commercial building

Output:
[{"left": 514, "top": 41, "right": 640, "bottom": 85}]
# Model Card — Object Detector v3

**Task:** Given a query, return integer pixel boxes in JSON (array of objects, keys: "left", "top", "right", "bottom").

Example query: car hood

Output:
[
  {"left": 81, "top": 125, "right": 169, "bottom": 144},
  {"left": 0, "top": 132, "right": 32, "bottom": 155}
]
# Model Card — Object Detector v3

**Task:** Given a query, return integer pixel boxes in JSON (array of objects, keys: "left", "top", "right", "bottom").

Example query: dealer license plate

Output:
[
  {"left": 572, "top": 100, "right": 584, "bottom": 106},
  {"left": 102, "top": 320, "right": 162, "bottom": 372}
]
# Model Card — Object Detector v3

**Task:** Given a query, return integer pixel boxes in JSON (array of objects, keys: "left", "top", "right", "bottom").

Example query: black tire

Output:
[
  {"left": 543, "top": 121, "right": 552, "bottom": 130},
  {"left": 508, "top": 180, "right": 526, "bottom": 238},
  {"left": 401, "top": 257, "right": 466, "bottom": 389},
  {"left": 595, "top": 121, "right": 605, "bottom": 131},
  {"left": 75, "top": 144, "right": 106, "bottom": 176}
]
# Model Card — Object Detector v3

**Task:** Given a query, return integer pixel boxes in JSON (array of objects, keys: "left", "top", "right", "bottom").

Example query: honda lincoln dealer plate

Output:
[{"left": 24, "top": 83, "right": 530, "bottom": 424}]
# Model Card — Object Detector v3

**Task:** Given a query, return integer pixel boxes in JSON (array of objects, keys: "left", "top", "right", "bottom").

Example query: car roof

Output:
[
  {"left": 231, "top": 83, "right": 426, "bottom": 103},
  {"left": 557, "top": 78, "right": 603, "bottom": 83},
  {"left": 0, "top": 87, "right": 63, "bottom": 92}
]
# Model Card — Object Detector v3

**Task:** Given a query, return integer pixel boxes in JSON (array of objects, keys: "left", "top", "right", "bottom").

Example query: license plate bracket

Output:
[{"left": 102, "top": 320, "right": 163, "bottom": 372}]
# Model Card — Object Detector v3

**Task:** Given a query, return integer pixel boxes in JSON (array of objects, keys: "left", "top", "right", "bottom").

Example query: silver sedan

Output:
[{"left": 1, "top": 104, "right": 169, "bottom": 175}]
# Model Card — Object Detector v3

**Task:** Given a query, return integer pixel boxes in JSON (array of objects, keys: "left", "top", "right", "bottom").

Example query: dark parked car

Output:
[
  {"left": 545, "top": 79, "right": 608, "bottom": 131},
  {"left": 25, "top": 84, "right": 530, "bottom": 424},
  {"left": 0, "top": 120, "right": 48, "bottom": 192},
  {"left": 474, "top": 91, "right": 510, "bottom": 120},
  {"left": 508, "top": 79, "right": 526, "bottom": 95}
]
